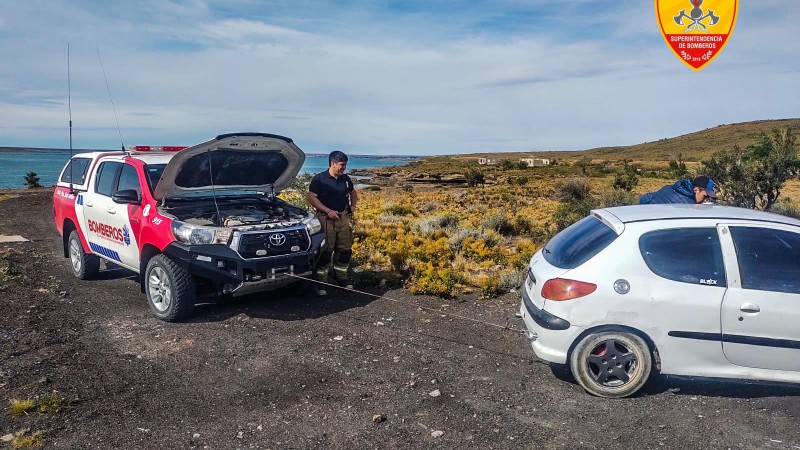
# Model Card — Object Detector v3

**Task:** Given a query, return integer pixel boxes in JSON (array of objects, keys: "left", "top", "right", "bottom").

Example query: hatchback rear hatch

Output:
[
  {"left": 153, "top": 133, "right": 305, "bottom": 201},
  {"left": 526, "top": 212, "right": 622, "bottom": 312}
]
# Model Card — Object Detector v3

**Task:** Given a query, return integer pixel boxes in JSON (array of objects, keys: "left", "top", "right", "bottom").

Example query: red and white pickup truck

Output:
[{"left": 53, "top": 133, "right": 325, "bottom": 321}]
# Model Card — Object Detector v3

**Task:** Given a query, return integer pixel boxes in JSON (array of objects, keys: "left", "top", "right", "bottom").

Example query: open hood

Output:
[{"left": 153, "top": 133, "right": 305, "bottom": 200}]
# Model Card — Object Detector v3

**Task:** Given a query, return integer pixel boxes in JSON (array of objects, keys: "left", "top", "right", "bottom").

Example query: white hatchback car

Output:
[{"left": 520, "top": 203, "right": 800, "bottom": 398}]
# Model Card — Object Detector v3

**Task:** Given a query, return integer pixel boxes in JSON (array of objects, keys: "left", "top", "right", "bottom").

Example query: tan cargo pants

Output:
[{"left": 315, "top": 210, "right": 354, "bottom": 282}]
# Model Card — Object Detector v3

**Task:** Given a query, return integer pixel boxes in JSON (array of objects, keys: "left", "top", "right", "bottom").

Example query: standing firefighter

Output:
[{"left": 307, "top": 151, "right": 358, "bottom": 295}]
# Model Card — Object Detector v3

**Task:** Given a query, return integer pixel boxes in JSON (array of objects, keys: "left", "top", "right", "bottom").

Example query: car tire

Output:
[
  {"left": 68, "top": 231, "right": 100, "bottom": 280},
  {"left": 570, "top": 331, "right": 652, "bottom": 398},
  {"left": 145, "top": 254, "right": 195, "bottom": 322}
]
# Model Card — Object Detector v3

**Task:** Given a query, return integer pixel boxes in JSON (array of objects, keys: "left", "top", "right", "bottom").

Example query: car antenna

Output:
[
  {"left": 96, "top": 47, "right": 125, "bottom": 151},
  {"left": 207, "top": 149, "right": 223, "bottom": 224},
  {"left": 67, "top": 43, "right": 74, "bottom": 194}
]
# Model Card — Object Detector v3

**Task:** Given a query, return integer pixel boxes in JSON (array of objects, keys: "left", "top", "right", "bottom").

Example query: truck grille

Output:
[{"left": 236, "top": 227, "right": 310, "bottom": 259}]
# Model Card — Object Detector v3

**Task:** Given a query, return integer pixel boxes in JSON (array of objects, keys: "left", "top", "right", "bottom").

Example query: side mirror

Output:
[{"left": 112, "top": 189, "right": 141, "bottom": 205}]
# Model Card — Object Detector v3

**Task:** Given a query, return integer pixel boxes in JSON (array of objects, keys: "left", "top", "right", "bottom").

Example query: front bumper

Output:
[
  {"left": 162, "top": 231, "right": 325, "bottom": 295},
  {"left": 519, "top": 288, "right": 583, "bottom": 365}
]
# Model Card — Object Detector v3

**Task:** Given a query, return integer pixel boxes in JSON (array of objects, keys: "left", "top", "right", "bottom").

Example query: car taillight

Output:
[{"left": 540, "top": 278, "right": 597, "bottom": 301}]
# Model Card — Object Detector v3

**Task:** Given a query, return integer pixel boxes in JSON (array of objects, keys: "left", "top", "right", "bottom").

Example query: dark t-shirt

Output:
[{"left": 308, "top": 171, "right": 354, "bottom": 212}]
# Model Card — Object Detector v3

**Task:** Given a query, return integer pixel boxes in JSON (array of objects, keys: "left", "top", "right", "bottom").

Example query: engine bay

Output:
[{"left": 160, "top": 197, "right": 308, "bottom": 230}]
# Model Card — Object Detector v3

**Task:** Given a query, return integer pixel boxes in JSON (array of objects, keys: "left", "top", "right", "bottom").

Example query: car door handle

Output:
[
  {"left": 740, "top": 303, "right": 761, "bottom": 313},
  {"left": 107, "top": 207, "right": 116, "bottom": 214},
  {"left": 85, "top": 200, "right": 94, "bottom": 207}
]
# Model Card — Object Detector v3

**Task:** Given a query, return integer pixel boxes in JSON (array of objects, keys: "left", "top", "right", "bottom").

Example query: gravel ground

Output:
[{"left": 1, "top": 189, "right": 799, "bottom": 449}]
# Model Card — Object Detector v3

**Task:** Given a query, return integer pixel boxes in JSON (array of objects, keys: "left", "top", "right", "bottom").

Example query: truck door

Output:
[
  {"left": 105, "top": 163, "right": 142, "bottom": 270},
  {"left": 718, "top": 224, "right": 800, "bottom": 372},
  {"left": 82, "top": 161, "right": 128, "bottom": 267}
]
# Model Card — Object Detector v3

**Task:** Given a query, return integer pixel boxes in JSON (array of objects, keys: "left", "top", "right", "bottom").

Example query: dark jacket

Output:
[{"left": 639, "top": 179, "right": 695, "bottom": 204}]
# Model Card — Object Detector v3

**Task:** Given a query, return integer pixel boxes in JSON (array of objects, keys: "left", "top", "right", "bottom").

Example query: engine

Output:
[{"left": 163, "top": 200, "right": 308, "bottom": 230}]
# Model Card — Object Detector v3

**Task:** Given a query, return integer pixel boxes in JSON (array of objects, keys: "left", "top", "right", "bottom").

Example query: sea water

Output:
[{"left": 0, "top": 150, "right": 416, "bottom": 189}]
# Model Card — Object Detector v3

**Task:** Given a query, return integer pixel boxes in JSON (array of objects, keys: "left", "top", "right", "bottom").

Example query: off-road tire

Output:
[
  {"left": 145, "top": 254, "right": 195, "bottom": 322},
  {"left": 570, "top": 331, "right": 652, "bottom": 398},
  {"left": 68, "top": 231, "right": 100, "bottom": 280}
]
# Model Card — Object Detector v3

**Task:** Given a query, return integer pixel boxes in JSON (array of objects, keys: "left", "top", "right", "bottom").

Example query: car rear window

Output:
[
  {"left": 60, "top": 158, "right": 91, "bottom": 185},
  {"left": 639, "top": 227, "right": 726, "bottom": 287},
  {"left": 543, "top": 216, "right": 618, "bottom": 269}
]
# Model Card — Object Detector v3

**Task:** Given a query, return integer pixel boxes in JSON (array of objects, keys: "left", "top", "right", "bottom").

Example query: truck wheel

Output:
[
  {"left": 569, "top": 331, "right": 652, "bottom": 398},
  {"left": 68, "top": 231, "right": 99, "bottom": 280},
  {"left": 145, "top": 254, "right": 195, "bottom": 322}
]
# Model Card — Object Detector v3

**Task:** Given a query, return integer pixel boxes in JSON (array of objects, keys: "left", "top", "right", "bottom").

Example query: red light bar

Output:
[{"left": 126, "top": 146, "right": 187, "bottom": 152}]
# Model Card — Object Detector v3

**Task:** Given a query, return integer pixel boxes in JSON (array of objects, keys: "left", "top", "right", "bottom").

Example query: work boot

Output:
[{"left": 337, "top": 277, "right": 355, "bottom": 290}]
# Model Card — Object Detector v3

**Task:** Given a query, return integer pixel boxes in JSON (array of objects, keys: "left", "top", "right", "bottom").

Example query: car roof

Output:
[{"left": 595, "top": 204, "right": 800, "bottom": 227}]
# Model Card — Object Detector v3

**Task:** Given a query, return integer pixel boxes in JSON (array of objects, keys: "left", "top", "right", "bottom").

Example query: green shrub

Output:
[
  {"left": 480, "top": 213, "right": 515, "bottom": 235},
  {"left": 24, "top": 172, "right": 42, "bottom": 189},
  {"left": 554, "top": 179, "right": 592, "bottom": 202},
  {"left": 769, "top": 199, "right": 800, "bottom": 220},
  {"left": 464, "top": 167, "right": 485, "bottom": 187},
  {"left": 384, "top": 203, "right": 418, "bottom": 216},
  {"left": 416, "top": 213, "right": 460, "bottom": 235}
]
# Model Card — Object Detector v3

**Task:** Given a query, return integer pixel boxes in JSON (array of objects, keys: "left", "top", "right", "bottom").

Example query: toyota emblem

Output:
[{"left": 269, "top": 233, "right": 286, "bottom": 246}]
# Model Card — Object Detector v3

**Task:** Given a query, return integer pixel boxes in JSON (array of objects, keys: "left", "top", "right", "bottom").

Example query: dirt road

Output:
[{"left": 1, "top": 190, "right": 798, "bottom": 449}]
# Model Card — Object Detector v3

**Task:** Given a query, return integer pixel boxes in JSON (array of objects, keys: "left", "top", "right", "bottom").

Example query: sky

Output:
[{"left": 0, "top": 0, "right": 798, "bottom": 156}]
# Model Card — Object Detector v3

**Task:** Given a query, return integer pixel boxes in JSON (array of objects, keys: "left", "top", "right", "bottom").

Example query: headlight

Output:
[
  {"left": 303, "top": 215, "right": 322, "bottom": 234},
  {"left": 171, "top": 220, "right": 231, "bottom": 245}
]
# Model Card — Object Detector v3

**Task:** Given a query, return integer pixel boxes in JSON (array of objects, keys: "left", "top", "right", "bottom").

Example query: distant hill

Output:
[{"left": 429, "top": 118, "right": 800, "bottom": 163}]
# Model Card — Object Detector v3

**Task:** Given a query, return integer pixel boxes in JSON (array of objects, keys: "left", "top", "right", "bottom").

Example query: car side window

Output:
[
  {"left": 639, "top": 228, "right": 726, "bottom": 287},
  {"left": 730, "top": 227, "right": 800, "bottom": 294},
  {"left": 60, "top": 158, "right": 91, "bottom": 184},
  {"left": 116, "top": 164, "right": 141, "bottom": 197},
  {"left": 95, "top": 162, "right": 122, "bottom": 197}
]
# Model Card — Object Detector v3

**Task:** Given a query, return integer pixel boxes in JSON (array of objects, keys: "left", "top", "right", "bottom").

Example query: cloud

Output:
[{"left": 0, "top": 0, "right": 797, "bottom": 154}]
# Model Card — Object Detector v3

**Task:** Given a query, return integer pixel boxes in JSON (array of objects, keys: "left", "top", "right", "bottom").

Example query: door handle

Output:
[
  {"left": 740, "top": 303, "right": 761, "bottom": 313},
  {"left": 107, "top": 207, "right": 116, "bottom": 214},
  {"left": 85, "top": 201, "right": 94, "bottom": 207}
]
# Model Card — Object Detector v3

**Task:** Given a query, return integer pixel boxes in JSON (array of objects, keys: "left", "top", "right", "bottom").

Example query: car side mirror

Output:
[{"left": 112, "top": 189, "right": 141, "bottom": 205}]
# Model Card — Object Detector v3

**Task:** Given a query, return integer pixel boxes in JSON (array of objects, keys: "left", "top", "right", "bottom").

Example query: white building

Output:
[{"left": 520, "top": 158, "right": 551, "bottom": 167}]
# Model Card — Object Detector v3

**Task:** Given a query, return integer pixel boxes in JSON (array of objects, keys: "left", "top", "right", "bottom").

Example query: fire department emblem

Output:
[
  {"left": 655, "top": 0, "right": 738, "bottom": 71},
  {"left": 122, "top": 225, "right": 131, "bottom": 246}
]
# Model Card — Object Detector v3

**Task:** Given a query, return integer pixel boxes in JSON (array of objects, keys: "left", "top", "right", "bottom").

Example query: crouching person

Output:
[{"left": 307, "top": 151, "right": 358, "bottom": 296}]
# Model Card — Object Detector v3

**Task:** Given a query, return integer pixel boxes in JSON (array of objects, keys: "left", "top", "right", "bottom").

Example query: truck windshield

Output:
[{"left": 144, "top": 164, "right": 167, "bottom": 194}]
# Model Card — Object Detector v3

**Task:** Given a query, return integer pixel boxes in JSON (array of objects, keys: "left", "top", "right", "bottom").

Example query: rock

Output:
[
  {"left": 333, "top": 336, "right": 343, "bottom": 341},
  {"left": 431, "top": 430, "right": 444, "bottom": 438},
  {"left": 429, "top": 389, "right": 441, "bottom": 398},
  {"left": 372, "top": 414, "right": 386, "bottom": 424},
  {"left": 237, "top": 431, "right": 244, "bottom": 439},
  {"left": 1, "top": 434, "right": 14, "bottom": 443},
  {"left": 192, "top": 433, "right": 201, "bottom": 439}
]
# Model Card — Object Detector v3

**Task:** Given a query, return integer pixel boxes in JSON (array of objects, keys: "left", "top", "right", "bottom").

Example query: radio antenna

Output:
[
  {"left": 96, "top": 47, "right": 125, "bottom": 150},
  {"left": 68, "top": 43, "right": 74, "bottom": 194}
]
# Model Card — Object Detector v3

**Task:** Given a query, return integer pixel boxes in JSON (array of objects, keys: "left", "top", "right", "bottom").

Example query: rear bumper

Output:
[
  {"left": 519, "top": 288, "right": 583, "bottom": 365},
  {"left": 162, "top": 231, "right": 325, "bottom": 293}
]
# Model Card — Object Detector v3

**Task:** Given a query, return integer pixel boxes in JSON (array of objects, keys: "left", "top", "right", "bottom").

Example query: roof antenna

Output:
[
  {"left": 67, "top": 43, "right": 75, "bottom": 194},
  {"left": 96, "top": 47, "right": 125, "bottom": 151},
  {"left": 207, "top": 149, "right": 223, "bottom": 225}
]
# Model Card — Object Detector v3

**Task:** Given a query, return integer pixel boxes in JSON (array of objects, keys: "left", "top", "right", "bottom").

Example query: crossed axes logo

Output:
[{"left": 674, "top": 0, "right": 720, "bottom": 33}]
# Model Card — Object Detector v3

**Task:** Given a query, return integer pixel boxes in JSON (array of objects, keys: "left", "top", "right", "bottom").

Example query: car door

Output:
[
  {"left": 82, "top": 161, "right": 125, "bottom": 265},
  {"left": 636, "top": 226, "right": 728, "bottom": 369},
  {"left": 718, "top": 224, "right": 800, "bottom": 372},
  {"left": 105, "top": 163, "right": 142, "bottom": 270}
]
